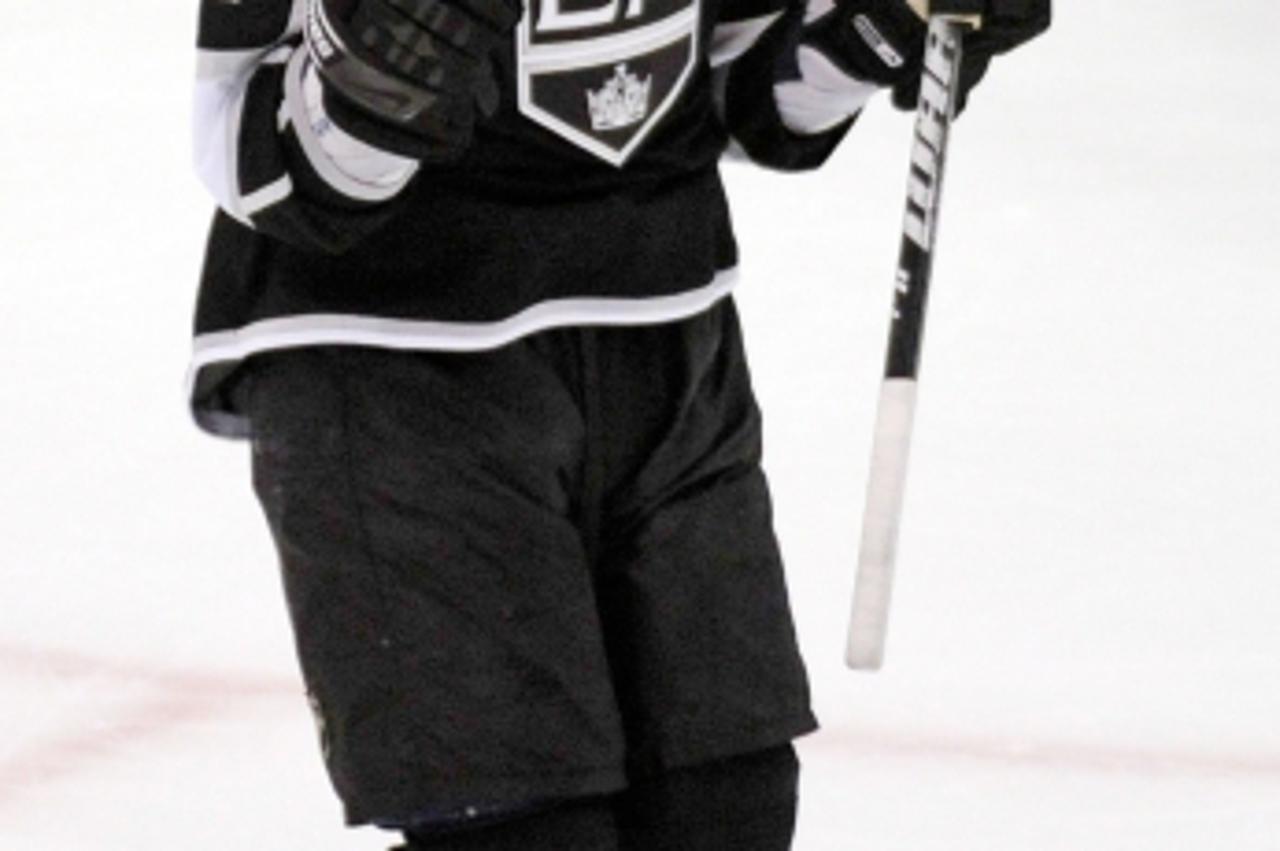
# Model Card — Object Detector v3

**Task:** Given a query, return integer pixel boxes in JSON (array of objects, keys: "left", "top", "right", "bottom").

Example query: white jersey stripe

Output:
[
  {"left": 196, "top": 48, "right": 267, "bottom": 81},
  {"left": 191, "top": 0, "right": 303, "bottom": 223},
  {"left": 193, "top": 66, "right": 253, "bottom": 224},
  {"left": 188, "top": 268, "right": 741, "bottom": 398},
  {"left": 239, "top": 175, "right": 294, "bottom": 216},
  {"left": 709, "top": 12, "right": 784, "bottom": 68},
  {"left": 775, "top": 46, "right": 881, "bottom": 135}
]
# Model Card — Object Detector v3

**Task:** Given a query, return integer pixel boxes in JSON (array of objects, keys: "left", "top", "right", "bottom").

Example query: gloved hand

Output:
[
  {"left": 303, "top": 0, "right": 522, "bottom": 160},
  {"left": 799, "top": 0, "right": 1050, "bottom": 116},
  {"left": 892, "top": 0, "right": 1052, "bottom": 111}
]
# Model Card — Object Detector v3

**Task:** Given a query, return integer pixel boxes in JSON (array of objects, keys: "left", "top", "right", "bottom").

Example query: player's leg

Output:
[
  {"left": 238, "top": 344, "right": 629, "bottom": 838},
  {"left": 387, "top": 747, "right": 797, "bottom": 851},
  {"left": 617, "top": 744, "right": 800, "bottom": 851},
  {"left": 586, "top": 298, "right": 816, "bottom": 849},
  {"left": 390, "top": 746, "right": 799, "bottom": 851},
  {"left": 393, "top": 796, "right": 617, "bottom": 850}
]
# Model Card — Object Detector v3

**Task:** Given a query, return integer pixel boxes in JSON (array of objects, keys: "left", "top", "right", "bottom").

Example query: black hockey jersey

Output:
[{"left": 190, "top": 0, "right": 858, "bottom": 437}]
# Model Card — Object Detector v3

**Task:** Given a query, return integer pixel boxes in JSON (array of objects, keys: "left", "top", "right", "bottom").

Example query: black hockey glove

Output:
[
  {"left": 303, "top": 0, "right": 522, "bottom": 160},
  {"left": 891, "top": 0, "right": 1051, "bottom": 111},
  {"left": 800, "top": 0, "right": 1050, "bottom": 115}
]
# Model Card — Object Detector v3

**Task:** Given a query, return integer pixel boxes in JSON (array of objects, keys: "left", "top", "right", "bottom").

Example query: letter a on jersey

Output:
[{"left": 517, "top": 0, "right": 699, "bottom": 166}]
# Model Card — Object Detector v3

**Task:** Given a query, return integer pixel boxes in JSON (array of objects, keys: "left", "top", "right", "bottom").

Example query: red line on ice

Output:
[
  {"left": 0, "top": 642, "right": 296, "bottom": 698},
  {"left": 812, "top": 725, "right": 1280, "bottom": 781},
  {"left": 0, "top": 643, "right": 300, "bottom": 806},
  {"left": 0, "top": 693, "right": 220, "bottom": 806}
]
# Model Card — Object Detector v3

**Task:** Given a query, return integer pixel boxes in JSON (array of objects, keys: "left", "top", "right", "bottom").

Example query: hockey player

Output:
[{"left": 189, "top": 0, "right": 1049, "bottom": 847}]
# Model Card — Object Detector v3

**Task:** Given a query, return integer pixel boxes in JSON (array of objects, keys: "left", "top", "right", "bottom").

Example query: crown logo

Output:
[{"left": 586, "top": 64, "right": 652, "bottom": 132}]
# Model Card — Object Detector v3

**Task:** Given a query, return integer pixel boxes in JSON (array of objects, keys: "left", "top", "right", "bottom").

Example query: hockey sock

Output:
[
  {"left": 396, "top": 796, "right": 618, "bottom": 851},
  {"left": 395, "top": 745, "right": 800, "bottom": 850},
  {"left": 615, "top": 744, "right": 801, "bottom": 851}
]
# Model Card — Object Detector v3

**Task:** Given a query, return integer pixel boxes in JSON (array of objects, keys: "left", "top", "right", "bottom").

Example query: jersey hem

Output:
[{"left": 187, "top": 268, "right": 740, "bottom": 439}]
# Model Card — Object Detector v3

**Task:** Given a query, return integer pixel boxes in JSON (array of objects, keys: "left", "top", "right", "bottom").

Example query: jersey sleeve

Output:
[
  {"left": 712, "top": 0, "right": 880, "bottom": 171},
  {"left": 193, "top": 0, "right": 418, "bottom": 254}
]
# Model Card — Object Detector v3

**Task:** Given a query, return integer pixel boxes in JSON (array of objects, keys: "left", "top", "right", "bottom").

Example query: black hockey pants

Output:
[{"left": 240, "top": 298, "right": 816, "bottom": 830}]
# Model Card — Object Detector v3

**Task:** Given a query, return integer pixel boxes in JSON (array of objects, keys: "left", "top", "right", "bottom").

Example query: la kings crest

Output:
[{"left": 517, "top": 0, "right": 700, "bottom": 166}]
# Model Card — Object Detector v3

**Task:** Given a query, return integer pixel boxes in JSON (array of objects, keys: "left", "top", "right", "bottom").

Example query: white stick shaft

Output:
[
  {"left": 846, "top": 378, "right": 918, "bottom": 670},
  {"left": 844, "top": 15, "right": 968, "bottom": 671}
]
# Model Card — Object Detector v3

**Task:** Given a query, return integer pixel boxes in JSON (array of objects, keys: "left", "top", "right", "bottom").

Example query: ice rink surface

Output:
[{"left": 2, "top": 1, "right": 1278, "bottom": 848}]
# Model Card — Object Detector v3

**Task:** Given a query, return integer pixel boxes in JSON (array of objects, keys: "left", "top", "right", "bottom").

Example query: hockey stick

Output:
[{"left": 846, "top": 6, "right": 977, "bottom": 671}]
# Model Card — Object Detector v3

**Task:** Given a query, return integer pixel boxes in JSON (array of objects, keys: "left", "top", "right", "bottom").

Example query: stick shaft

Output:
[{"left": 846, "top": 16, "right": 969, "bottom": 671}]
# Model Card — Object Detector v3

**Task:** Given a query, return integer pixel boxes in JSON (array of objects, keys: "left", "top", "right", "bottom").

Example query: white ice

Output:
[{"left": 2, "top": 1, "right": 1278, "bottom": 848}]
